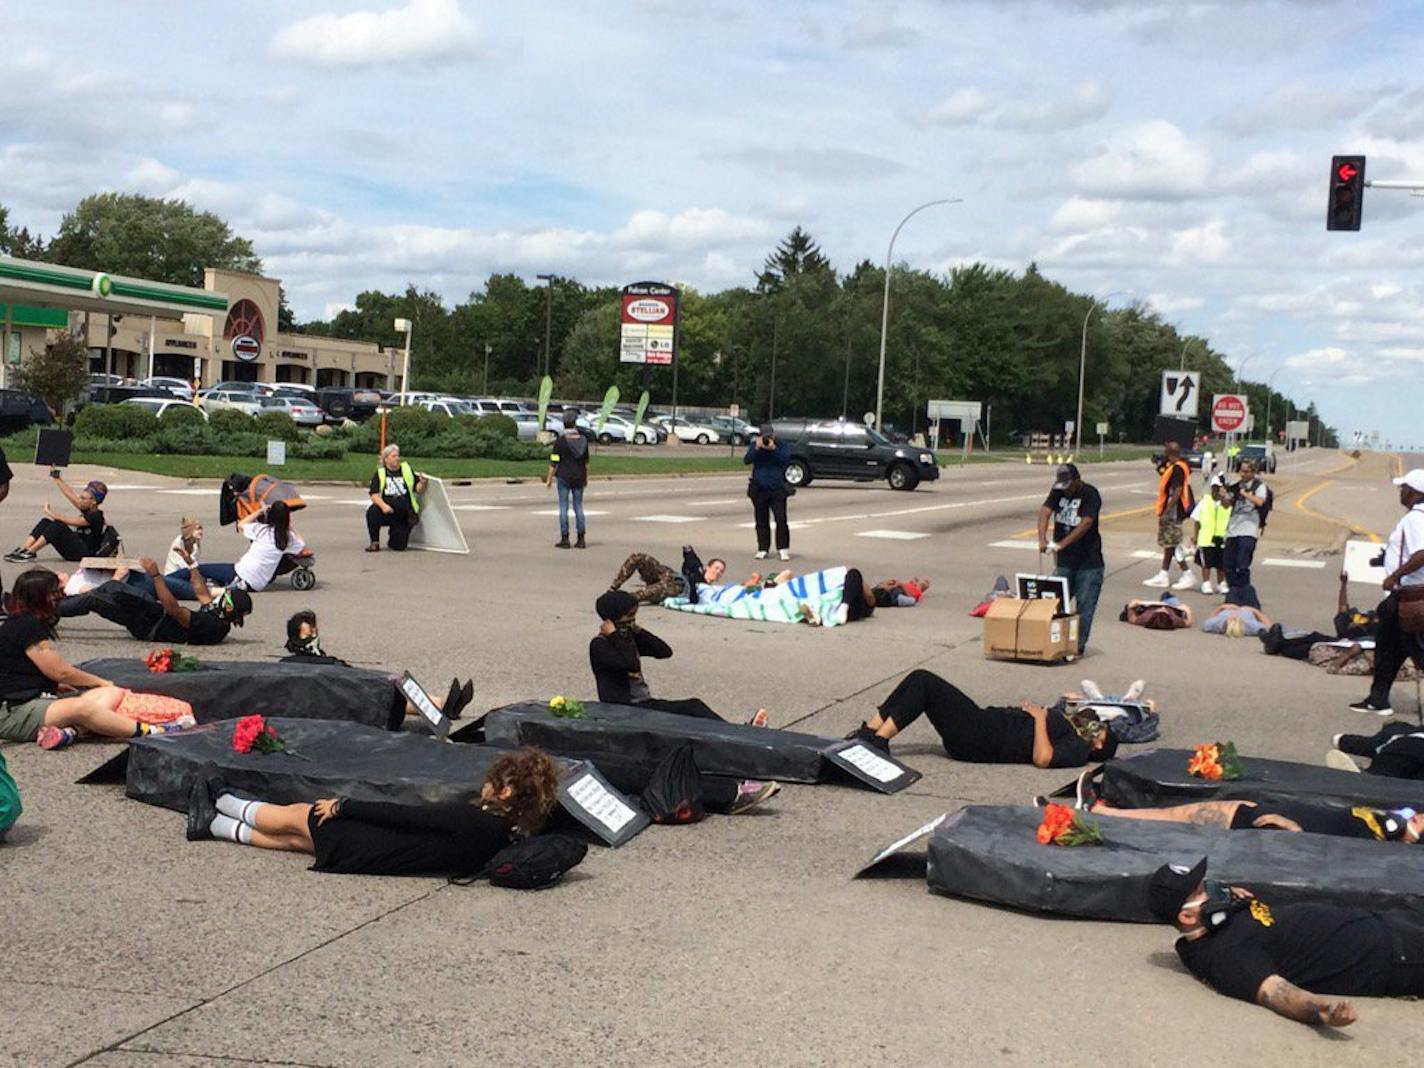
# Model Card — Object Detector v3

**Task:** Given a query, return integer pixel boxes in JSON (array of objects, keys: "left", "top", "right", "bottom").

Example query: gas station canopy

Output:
[{"left": 0, "top": 256, "right": 229, "bottom": 320}]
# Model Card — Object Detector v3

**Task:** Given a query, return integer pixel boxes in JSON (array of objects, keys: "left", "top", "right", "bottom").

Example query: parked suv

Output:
[{"left": 770, "top": 419, "right": 940, "bottom": 491}]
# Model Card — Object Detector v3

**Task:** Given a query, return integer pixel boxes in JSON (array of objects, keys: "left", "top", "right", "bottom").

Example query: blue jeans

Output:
[
  {"left": 1055, "top": 565, "right": 1104, "bottom": 653},
  {"left": 135, "top": 563, "right": 237, "bottom": 600},
  {"left": 556, "top": 479, "right": 585, "bottom": 537}
]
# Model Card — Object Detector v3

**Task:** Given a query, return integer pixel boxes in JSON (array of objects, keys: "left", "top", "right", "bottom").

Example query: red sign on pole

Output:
[
  {"left": 1211, "top": 393, "right": 1247, "bottom": 434},
  {"left": 619, "top": 282, "right": 677, "bottom": 366}
]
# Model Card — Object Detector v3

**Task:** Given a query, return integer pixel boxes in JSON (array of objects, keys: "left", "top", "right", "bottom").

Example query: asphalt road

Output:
[{"left": 2, "top": 447, "right": 1419, "bottom": 1067}]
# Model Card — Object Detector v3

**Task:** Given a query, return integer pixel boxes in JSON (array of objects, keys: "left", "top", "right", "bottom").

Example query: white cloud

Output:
[
  {"left": 1219, "top": 80, "right": 1379, "bottom": 134},
  {"left": 1067, "top": 120, "right": 1212, "bottom": 200},
  {"left": 726, "top": 146, "right": 903, "bottom": 182},
  {"left": 921, "top": 87, "right": 995, "bottom": 127},
  {"left": 1170, "top": 219, "right": 1229, "bottom": 263},
  {"left": 1147, "top": 292, "right": 1204, "bottom": 314},
  {"left": 998, "top": 80, "right": 1112, "bottom": 131},
  {"left": 844, "top": 6, "right": 916, "bottom": 50},
  {"left": 1048, "top": 197, "right": 1121, "bottom": 232},
  {"left": 270, "top": 0, "right": 485, "bottom": 69}
]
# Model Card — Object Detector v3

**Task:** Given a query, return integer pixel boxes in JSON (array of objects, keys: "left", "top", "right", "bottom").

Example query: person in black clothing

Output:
[
  {"left": 1038, "top": 462, "right": 1104, "bottom": 654},
  {"left": 1330, "top": 722, "right": 1424, "bottom": 778},
  {"left": 60, "top": 557, "right": 251, "bottom": 645},
  {"left": 1148, "top": 858, "right": 1424, "bottom": 1026},
  {"left": 744, "top": 424, "right": 792, "bottom": 561},
  {"left": 0, "top": 444, "right": 12, "bottom": 507},
  {"left": 588, "top": 590, "right": 768, "bottom": 725},
  {"left": 1262, "top": 571, "right": 1379, "bottom": 660},
  {"left": 844, "top": 669, "right": 1118, "bottom": 768},
  {"left": 196, "top": 748, "right": 561, "bottom": 876},
  {"left": 366, "top": 444, "right": 427, "bottom": 552},
  {"left": 6, "top": 475, "right": 109, "bottom": 563},
  {"left": 546, "top": 410, "right": 590, "bottom": 549}
]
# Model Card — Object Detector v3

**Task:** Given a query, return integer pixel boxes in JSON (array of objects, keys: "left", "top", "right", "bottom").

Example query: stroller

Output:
[{"left": 220, "top": 473, "right": 316, "bottom": 590}]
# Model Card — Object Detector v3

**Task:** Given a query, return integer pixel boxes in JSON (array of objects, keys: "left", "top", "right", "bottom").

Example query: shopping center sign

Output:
[{"left": 619, "top": 282, "right": 677, "bottom": 366}]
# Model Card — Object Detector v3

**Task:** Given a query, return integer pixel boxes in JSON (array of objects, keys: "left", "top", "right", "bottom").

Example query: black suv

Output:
[{"left": 770, "top": 419, "right": 940, "bottom": 491}]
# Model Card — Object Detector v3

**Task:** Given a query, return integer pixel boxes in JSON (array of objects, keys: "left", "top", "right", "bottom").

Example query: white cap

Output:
[{"left": 1393, "top": 469, "right": 1424, "bottom": 494}]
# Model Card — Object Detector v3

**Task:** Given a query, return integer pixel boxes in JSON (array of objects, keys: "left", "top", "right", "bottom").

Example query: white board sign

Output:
[
  {"left": 399, "top": 672, "right": 449, "bottom": 739},
  {"left": 557, "top": 762, "right": 650, "bottom": 847},
  {"left": 856, "top": 813, "right": 948, "bottom": 876},
  {"left": 1160, "top": 371, "right": 1201, "bottom": 418},
  {"left": 1344, "top": 539, "right": 1387, "bottom": 587},
  {"left": 266, "top": 440, "right": 286, "bottom": 466},
  {"left": 406, "top": 475, "right": 470, "bottom": 555}
]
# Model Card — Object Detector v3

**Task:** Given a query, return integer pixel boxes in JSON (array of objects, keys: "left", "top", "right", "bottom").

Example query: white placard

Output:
[
  {"left": 836, "top": 743, "right": 903, "bottom": 784},
  {"left": 406, "top": 475, "right": 470, "bottom": 554},
  {"left": 566, "top": 773, "right": 637, "bottom": 833},
  {"left": 1344, "top": 539, "right": 1387, "bottom": 587},
  {"left": 266, "top": 440, "right": 286, "bottom": 466},
  {"left": 863, "top": 814, "right": 948, "bottom": 871},
  {"left": 399, "top": 672, "right": 448, "bottom": 737},
  {"left": 1160, "top": 371, "right": 1201, "bottom": 418}
]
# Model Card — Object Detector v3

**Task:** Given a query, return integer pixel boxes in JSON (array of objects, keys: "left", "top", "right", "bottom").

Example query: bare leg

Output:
[
  {"left": 43, "top": 687, "right": 141, "bottom": 739},
  {"left": 247, "top": 802, "right": 316, "bottom": 853},
  {"left": 1093, "top": 799, "right": 1248, "bottom": 826}
]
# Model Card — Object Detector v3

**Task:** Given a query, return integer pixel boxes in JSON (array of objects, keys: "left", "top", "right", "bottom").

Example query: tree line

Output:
[{"left": 2, "top": 198, "right": 1333, "bottom": 446}]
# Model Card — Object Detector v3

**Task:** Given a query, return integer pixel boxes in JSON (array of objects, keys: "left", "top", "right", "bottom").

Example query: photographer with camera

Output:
[
  {"left": 1223, "top": 458, "right": 1269, "bottom": 609},
  {"left": 744, "top": 423, "right": 792, "bottom": 562}
]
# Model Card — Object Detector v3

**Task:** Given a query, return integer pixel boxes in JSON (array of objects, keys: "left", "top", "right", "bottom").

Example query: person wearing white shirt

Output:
[{"left": 1349, "top": 469, "right": 1424, "bottom": 716}]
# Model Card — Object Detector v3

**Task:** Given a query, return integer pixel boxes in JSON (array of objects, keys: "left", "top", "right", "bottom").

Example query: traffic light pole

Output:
[{"left": 1366, "top": 179, "right": 1424, "bottom": 192}]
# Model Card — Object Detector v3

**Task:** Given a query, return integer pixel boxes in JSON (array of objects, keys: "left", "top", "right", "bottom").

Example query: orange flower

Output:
[{"left": 1037, "top": 803, "right": 1075, "bottom": 843}]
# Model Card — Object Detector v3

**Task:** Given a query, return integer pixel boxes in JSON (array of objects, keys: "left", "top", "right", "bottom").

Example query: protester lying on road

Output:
[
  {"left": 5, "top": 476, "right": 109, "bottom": 563},
  {"left": 1328, "top": 723, "right": 1424, "bottom": 779},
  {"left": 873, "top": 577, "right": 931, "bottom": 608},
  {"left": 1048, "top": 768, "right": 1422, "bottom": 843},
  {"left": 1261, "top": 571, "right": 1379, "bottom": 660},
  {"left": 0, "top": 569, "right": 192, "bottom": 751},
  {"left": 608, "top": 550, "right": 729, "bottom": 604},
  {"left": 1120, "top": 595, "right": 1193, "bottom": 630},
  {"left": 1201, "top": 602, "right": 1272, "bottom": 638},
  {"left": 1148, "top": 858, "right": 1424, "bottom": 1027},
  {"left": 590, "top": 591, "right": 768, "bottom": 726},
  {"left": 844, "top": 668, "right": 1118, "bottom": 768},
  {"left": 192, "top": 748, "right": 561, "bottom": 876},
  {"left": 60, "top": 557, "right": 251, "bottom": 646}
]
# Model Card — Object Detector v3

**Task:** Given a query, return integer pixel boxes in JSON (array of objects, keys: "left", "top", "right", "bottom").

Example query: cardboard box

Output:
[{"left": 983, "top": 597, "right": 1079, "bottom": 664}]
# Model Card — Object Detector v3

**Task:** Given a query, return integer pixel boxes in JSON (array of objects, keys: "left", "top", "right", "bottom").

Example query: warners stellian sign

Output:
[{"left": 619, "top": 282, "right": 677, "bottom": 366}]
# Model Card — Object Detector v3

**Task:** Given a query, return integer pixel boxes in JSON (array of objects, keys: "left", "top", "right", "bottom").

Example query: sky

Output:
[{"left": 2, "top": 0, "right": 1422, "bottom": 444}]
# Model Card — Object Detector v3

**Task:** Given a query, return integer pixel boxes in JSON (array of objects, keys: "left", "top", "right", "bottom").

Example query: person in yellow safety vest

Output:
[
  {"left": 1188, "top": 474, "right": 1231, "bottom": 594},
  {"left": 366, "top": 443, "right": 427, "bottom": 552},
  {"left": 1145, "top": 441, "right": 1197, "bottom": 590}
]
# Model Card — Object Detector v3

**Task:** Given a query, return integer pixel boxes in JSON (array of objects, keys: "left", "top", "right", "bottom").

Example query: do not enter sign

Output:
[{"left": 1211, "top": 394, "right": 1248, "bottom": 433}]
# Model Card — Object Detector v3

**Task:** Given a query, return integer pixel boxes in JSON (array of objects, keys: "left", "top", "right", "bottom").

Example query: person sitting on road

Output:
[
  {"left": 844, "top": 668, "right": 1118, "bottom": 768},
  {"left": 0, "top": 569, "right": 189, "bottom": 751},
  {"left": 1262, "top": 571, "right": 1378, "bottom": 660},
  {"left": 1201, "top": 601, "right": 1272, "bottom": 638},
  {"left": 609, "top": 551, "right": 729, "bottom": 605},
  {"left": 1050, "top": 768, "right": 1424, "bottom": 843},
  {"left": 5, "top": 476, "right": 109, "bottom": 563},
  {"left": 187, "top": 502, "right": 307, "bottom": 593},
  {"left": 367, "top": 444, "right": 426, "bottom": 552},
  {"left": 194, "top": 748, "right": 562, "bottom": 876},
  {"left": 61, "top": 557, "right": 251, "bottom": 646},
  {"left": 1148, "top": 858, "right": 1424, "bottom": 1027},
  {"left": 166, "top": 516, "right": 203, "bottom": 574},
  {"left": 590, "top": 590, "right": 768, "bottom": 726}
]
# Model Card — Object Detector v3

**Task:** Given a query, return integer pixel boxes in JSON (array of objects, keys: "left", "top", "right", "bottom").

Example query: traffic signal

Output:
[{"left": 1326, "top": 155, "right": 1365, "bottom": 231}]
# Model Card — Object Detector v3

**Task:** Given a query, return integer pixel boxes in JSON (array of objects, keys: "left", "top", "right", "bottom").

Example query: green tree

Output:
[
  {"left": 46, "top": 193, "right": 261, "bottom": 286},
  {"left": 16, "top": 333, "right": 89, "bottom": 413},
  {"left": 757, "top": 226, "right": 834, "bottom": 293},
  {"left": 0, "top": 203, "right": 46, "bottom": 259}
]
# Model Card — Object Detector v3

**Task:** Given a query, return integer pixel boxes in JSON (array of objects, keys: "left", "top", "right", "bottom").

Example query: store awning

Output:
[{"left": 0, "top": 256, "right": 229, "bottom": 319}]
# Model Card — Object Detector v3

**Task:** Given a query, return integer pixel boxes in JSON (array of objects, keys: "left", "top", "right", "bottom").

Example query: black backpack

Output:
[
  {"left": 475, "top": 834, "right": 587, "bottom": 890},
  {"left": 640, "top": 744, "right": 706, "bottom": 824},
  {"left": 1256, "top": 483, "right": 1275, "bottom": 531}
]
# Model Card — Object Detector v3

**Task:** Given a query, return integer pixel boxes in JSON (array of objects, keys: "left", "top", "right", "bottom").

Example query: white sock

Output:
[
  {"left": 216, "top": 793, "right": 265, "bottom": 826},
  {"left": 209, "top": 813, "right": 253, "bottom": 844}
]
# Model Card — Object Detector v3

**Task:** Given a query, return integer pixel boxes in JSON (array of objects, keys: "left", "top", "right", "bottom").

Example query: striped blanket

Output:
[{"left": 661, "top": 567, "right": 848, "bottom": 626}]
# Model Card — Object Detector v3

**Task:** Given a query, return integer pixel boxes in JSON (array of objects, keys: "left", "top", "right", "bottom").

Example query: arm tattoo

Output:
[{"left": 1183, "top": 801, "right": 1238, "bottom": 828}]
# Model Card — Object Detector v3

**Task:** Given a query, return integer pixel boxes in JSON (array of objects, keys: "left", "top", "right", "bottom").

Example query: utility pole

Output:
[
  {"left": 536, "top": 274, "right": 554, "bottom": 378},
  {"left": 483, "top": 342, "right": 492, "bottom": 394},
  {"left": 768, "top": 315, "right": 780, "bottom": 420}
]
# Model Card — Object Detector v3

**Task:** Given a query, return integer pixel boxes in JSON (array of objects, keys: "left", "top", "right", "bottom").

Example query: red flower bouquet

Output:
[
  {"left": 232, "top": 714, "right": 302, "bottom": 757},
  {"left": 145, "top": 647, "right": 200, "bottom": 673},
  {"left": 1187, "top": 741, "right": 1243, "bottom": 782},
  {"left": 1035, "top": 802, "right": 1104, "bottom": 847}
]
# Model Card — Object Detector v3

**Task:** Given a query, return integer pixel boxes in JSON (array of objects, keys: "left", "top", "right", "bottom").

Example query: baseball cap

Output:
[
  {"left": 1052, "top": 463, "right": 1080, "bottom": 490},
  {"left": 759, "top": 423, "right": 775, "bottom": 437},
  {"left": 1393, "top": 469, "right": 1424, "bottom": 494},
  {"left": 1146, "top": 857, "right": 1208, "bottom": 924}
]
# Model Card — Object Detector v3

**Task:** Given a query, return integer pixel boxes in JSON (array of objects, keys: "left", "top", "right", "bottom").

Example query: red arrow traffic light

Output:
[
  {"left": 1327, "top": 154, "right": 1366, "bottom": 231},
  {"left": 1337, "top": 162, "right": 1358, "bottom": 182}
]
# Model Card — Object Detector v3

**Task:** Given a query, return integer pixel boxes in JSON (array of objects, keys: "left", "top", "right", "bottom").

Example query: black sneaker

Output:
[
  {"left": 1075, "top": 768, "right": 1102, "bottom": 812},
  {"left": 1333, "top": 733, "right": 1374, "bottom": 757},
  {"left": 1031, "top": 794, "right": 1051, "bottom": 808},
  {"left": 1348, "top": 697, "right": 1393, "bottom": 717}
]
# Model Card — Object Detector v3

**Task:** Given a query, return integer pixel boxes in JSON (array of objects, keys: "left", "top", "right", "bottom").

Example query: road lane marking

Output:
[
  {"left": 689, "top": 499, "right": 738, "bottom": 506},
  {"left": 1262, "top": 558, "right": 1326, "bottom": 569},
  {"left": 990, "top": 540, "right": 1041, "bottom": 550},
  {"left": 452, "top": 504, "right": 508, "bottom": 511},
  {"left": 633, "top": 515, "right": 702, "bottom": 523},
  {"left": 857, "top": 530, "right": 931, "bottom": 540}
]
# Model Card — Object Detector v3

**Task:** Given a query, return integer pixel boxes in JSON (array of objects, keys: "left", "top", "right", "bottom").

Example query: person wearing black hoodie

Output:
[{"left": 545, "top": 410, "right": 590, "bottom": 549}]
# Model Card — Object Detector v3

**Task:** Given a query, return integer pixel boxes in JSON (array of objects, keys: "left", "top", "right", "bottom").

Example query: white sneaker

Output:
[
  {"left": 1325, "top": 749, "right": 1361, "bottom": 773},
  {"left": 1171, "top": 572, "right": 1196, "bottom": 591},
  {"left": 834, "top": 603, "right": 850, "bottom": 626},
  {"left": 1080, "top": 679, "right": 1105, "bottom": 699},
  {"left": 754, "top": 550, "right": 768, "bottom": 560},
  {"left": 1123, "top": 679, "right": 1146, "bottom": 701},
  {"left": 1142, "top": 570, "right": 1170, "bottom": 588},
  {"left": 778, "top": 549, "right": 791, "bottom": 562},
  {"left": 1200, "top": 580, "right": 1214, "bottom": 595}
]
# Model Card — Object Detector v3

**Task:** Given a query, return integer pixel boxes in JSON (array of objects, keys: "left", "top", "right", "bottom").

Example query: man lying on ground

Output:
[
  {"left": 1148, "top": 857, "right": 1424, "bottom": 1027},
  {"left": 844, "top": 669, "right": 1118, "bottom": 768},
  {"left": 1262, "top": 572, "right": 1380, "bottom": 660},
  {"left": 60, "top": 558, "right": 251, "bottom": 645},
  {"left": 1328, "top": 723, "right": 1424, "bottom": 779}
]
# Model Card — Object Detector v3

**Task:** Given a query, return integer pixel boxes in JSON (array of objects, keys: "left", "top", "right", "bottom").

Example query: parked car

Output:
[
  {"left": 122, "top": 397, "right": 207, "bottom": 421},
  {"left": 202, "top": 390, "right": 264, "bottom": 417},
  {"left": 660, "top": 416, "right": 721, "bottom": 445},
  {"left": 78, "top": 384, "right": 168, "bottom": 408},
  {"left": 259, "top": 395, "right": 324, "bottom": 427},
  {"left": 0, "top": 390, "right": 53, "bottom": 434},
  {"left": 710, "top": 415, "right": 755, "bottom": 445},
  {"left": 771, "top": 419, "right": 940, "bottom": 491},
  {"left": 88, "top": 373, "right": 132, "bottom": 388},
  {"left": 1232, "top": 442, "right": 1277, "bottom": 474},
  {"left": 315, "top": 386, "right": 382, "bottom": 424},
  {"left": 208, "top": 380, "right": 267, "bottom": 394},
  {"left": 512, "top": 413, "right": 542, "bottom": 441},
  {"left": 600, "top": 413, "right": 661, "bottom": 445},
  {"left": 138, "top": 376, "right": 195, "bottom": 401},
  {"left": 420, "top": 399, "right": 477, "bottom": 418},
  {"left": 544, "top": 409, "right": 592, "bottom": 432}
]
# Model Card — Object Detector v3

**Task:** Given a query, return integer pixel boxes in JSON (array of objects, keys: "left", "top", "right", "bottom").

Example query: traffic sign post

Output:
[
  {"left": 1096, "top": 421, "right": 1108, "bottom": 459},
  {"left": 1211, "top": 394, "right": 1248, "bottom": 435},
  {"left": 1160, "top": 371, "right": 1201, "bottom": 418}
]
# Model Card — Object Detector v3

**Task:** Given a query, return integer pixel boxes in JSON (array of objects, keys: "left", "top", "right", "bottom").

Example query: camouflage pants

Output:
[{"left": 610, "top": 553, "right": 685, "bottom": 604}]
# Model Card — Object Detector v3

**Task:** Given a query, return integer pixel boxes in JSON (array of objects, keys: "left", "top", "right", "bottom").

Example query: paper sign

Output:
[
  {"left": 35, "top": 428, "right": 74, "bottom": 468},
  {"left": 558, "top": 762, "right": 650, "bottom": 847},
  {"left": 1344, "top": 539, "right": 1387, "bottom": 587},
  {"left": 856, "top": 813, "right": 948, "bottom": 876},
  {"left": 823, "top": 740, "right": 921, "bottom": 794},
  {"left": 1016, "top": 572, "right": 1071, "bottom": 615},
  {"left": 266, "top": 440, "right": 286, "bottom": 466},
  {"left": 400, "top": 672, "right": 449, "bottom": 739}
]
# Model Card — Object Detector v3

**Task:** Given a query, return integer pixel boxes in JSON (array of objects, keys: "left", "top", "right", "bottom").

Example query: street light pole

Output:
[
  {"left": 1265, "top": 367, "right": 1284, "bottom": 444},
  {"left": 1180, "top": 338, "right": 1200, "bottom": 370},
  {"left": 536, "top": 274, "right": 554, "bottom": 378},
  {"left": 875, "top": 198, "right": 959, "bottom": 432},
  {"left": 1076, "top": 290, "right": 1126, "bottom": 455},
  {"left": 394, "top": 317, "right": 412, "bottom": 404},
  {"left": 483, "top": 342, "right": 492, "bottom": 394}
]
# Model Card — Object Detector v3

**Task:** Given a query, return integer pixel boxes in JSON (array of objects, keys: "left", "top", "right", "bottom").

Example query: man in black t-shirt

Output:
[
  {"left": 1038, "top": 463, "right": 1103, "bottom": 654},
  {"left": 545, "top": 410, "right": 591, "bottom": 549},
  {"left": 1147, "top": 858, "right": 1424, "bottom": 1026},
  {"left": 61, "top": 558, "right": 250, "bottom": 645}
]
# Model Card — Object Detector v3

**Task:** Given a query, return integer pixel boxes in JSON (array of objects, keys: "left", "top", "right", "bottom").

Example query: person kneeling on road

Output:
[
  {"left": 367, "top": 444, "right": 426, "bottom": 552},
  {"left": 1148, "top": 858, "right": 1424, "bottom": 1027},
  {"left": 60, "top": 557, "right": 251, "bottom": 645},
  {"left": 1038, "top": 462, "right": 1104, "bottom": 654},
  {"left": 844, "top": 668, "right": 1118, "bottom": 769}
]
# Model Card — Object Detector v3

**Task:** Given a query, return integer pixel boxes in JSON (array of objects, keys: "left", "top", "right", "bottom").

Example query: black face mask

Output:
[
  {"left": 1196, "top": 881, "right": 1250, "bottom": 934},
  {"left": 285, "top": 634, "right": 324, "bottom": 657}
]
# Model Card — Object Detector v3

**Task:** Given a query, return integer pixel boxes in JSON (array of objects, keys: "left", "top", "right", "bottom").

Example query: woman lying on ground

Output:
[
  {"left": 0, "top": 569, "right": 191, "bottom": 750},
  {"left": 1046, "top": 768, "right": 1424, "bottom": 844},
  {"left": 1202, "top": 601, "right": 1272, "bottom": 637},
  {"left": 5, "top": 477, "right": 109, "bottom": 563},
  {"left": 845, "top": 668, "right": 1118, "bottom": 769},
  {"left": 608, "top": 551, "right": 730, "bottom": 605},
  {"left": 195, "top": 748, "right": 561, "bottom": 876},
  {"left": 1328, "top": 723, "right": 1424, "bottom": 779}
]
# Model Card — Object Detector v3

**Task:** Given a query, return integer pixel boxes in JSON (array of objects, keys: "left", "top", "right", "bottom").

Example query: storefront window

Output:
[{"left": 220, "top": 361, "right": 259, "bottom": 383}]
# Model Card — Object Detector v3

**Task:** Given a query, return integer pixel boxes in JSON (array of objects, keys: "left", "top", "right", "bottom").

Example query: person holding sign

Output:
[
  {"left": 5, "top": 476, "right": 109, "bottom": 563},
  {"left": 845, "top": 669, "right": 1118, "bottom": 769},
  {"left": 194, "top": 748, "right": 562, "bottom": 877},
  {"left": 366, "top": 444, "right": 427, "bottom": 552},
  {"left": 1038, "top": 462, "right": 1103, "bottom": 654},
  {"left": 545, "top": 411, "right": 590, "bottom": 549}
]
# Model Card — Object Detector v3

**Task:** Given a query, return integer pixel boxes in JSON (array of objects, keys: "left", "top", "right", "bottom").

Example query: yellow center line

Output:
[{"left": 1293, "top": 454, "right": 1382, "bottom": 542}]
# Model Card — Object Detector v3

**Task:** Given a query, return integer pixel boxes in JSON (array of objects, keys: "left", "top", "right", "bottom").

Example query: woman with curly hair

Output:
[{"left": 197, "top": 748, "right": 562, "bottom": 877}]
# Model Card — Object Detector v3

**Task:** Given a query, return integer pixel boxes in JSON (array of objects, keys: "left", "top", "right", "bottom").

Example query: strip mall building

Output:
[{"left": 0, "top": 258, "right": 394, "bottom": 390}]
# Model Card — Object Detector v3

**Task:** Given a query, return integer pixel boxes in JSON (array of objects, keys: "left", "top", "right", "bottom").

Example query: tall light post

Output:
[
  {"left": 482, "top": 342, "right": 492, "bottom": 395},
  {"left": 1234, "top": 354, "right": 1254, "bottom": 391},
  {"left": 536, "top": 273, "right": 554, "bottom": 378},
  {"left": 875, "top": 198, "right": 959, "bottom": 432},
  {"left": 1264, "top": 367, "right": 1285, "bottom": 444},
  {"left": 394, "top": 317, "right": 412, "bottom": 404},
  {"left": 1076, "top": 290, "right": 1127, "bottom": 454},
  {"left": 1180, "top": 337, "right": 1201, "bottom": 370}
]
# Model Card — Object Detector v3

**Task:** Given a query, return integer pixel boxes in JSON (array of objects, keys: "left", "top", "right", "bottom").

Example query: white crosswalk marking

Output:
[
  {"left": 451, "top": 505, "right": 508, "bottom": 512},
  {"left": 989, "top": 540, "right": 1040, "bottom": 550},
  {"left": 633, "top": 515, "right": 702, "bottom": 523},
  {"left": 857, "top": 530, "right": 931, "bottom": 540},
  {"left": 1262, "top": 558, "right": 1327, "bottom": 569},
  {"left": 689, "top": 499, "right": 738, "bottom": 506},
  {"left": 1130, "top": 550, "right": 1159, "bottom": 559}
]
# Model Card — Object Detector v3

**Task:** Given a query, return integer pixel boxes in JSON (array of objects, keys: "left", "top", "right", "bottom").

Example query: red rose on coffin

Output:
[{"left": 232, "top": 713, "right": 286, "bottom": 755}]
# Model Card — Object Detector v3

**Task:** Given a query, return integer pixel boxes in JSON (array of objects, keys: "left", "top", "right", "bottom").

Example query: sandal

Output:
[
  {"left": 746, "top": 709, "right": 769, "bottom": 728},
  {"left": 36, "top": 725, "right": 78, "bottom": 750}
]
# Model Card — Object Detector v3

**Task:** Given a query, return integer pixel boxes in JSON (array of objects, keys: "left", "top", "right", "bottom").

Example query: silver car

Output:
[{"left": 259, "top": 395, "right": 324, "bottom": 426}]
